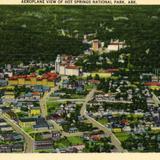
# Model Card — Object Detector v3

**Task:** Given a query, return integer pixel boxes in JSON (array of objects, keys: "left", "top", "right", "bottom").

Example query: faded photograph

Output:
[{"left": 0, "top": 6, "right": 160, "bottom": 153}]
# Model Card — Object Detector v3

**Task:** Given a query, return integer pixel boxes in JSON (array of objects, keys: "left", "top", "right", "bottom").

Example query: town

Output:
[{"left": 0, "top": 34, "right": 160, "bottom": 153}]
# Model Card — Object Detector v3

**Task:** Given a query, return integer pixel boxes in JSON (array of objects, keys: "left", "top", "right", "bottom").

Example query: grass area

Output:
[
  {"left": 47, "top": 101, "right": 61, "bottom": 114},
  {"left": 83, "top": 72, "right": 111, "bottom": 78},
  {"left": 67, "top": 136, "right": 83, "bottom": 145},
  {"left": 97, "top": 118, "right": 108, "bottom": 125},
  {"left": 23, "top": 127, "right": 34, "bottom": 133},
  {"left": 85, "top": 84, "right": 95, "bottom": 91},
  {"left": 54, "top": 138, "right": 70, "bottom": 148},
  {"left": 69, "top": 94, "right": 85, "bottom": 99},
  {"left": 127, "top": 114, "right": 144, "bottom": 119},
  {"left": 115, "top": 132, "right": 130, "bottom": 143},
  {"left": 34, "top": 149, "right": 54, "bottom": 153},
  {"left": 54, "top": 136, "right": 84, "bottom": 149}
]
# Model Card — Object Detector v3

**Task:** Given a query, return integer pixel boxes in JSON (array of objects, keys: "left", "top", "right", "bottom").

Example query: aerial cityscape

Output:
[{"left": 0, "top": 6, "right": 160, "bottom": 153}]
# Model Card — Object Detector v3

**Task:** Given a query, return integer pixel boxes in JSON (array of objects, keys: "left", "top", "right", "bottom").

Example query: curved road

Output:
[{"left": 80, "top": 88, "right": 127, "bottom": 152}]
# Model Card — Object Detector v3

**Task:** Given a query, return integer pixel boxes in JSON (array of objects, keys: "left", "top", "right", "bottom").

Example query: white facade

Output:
[
  {"left": 107, "top": 39, "right": 126, "bottom": 52},
  {"left": 59, "top": 65, "right": 66, "bottom": 75},
  {"left": 65, "top": 68, "right": 80, "bottom": 76},
  {"left": 55, "top": 55, "right": 61, "bottom": 73}
]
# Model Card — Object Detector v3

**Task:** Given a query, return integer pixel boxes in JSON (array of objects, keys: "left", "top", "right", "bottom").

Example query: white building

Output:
[
  {"left": 55, "top": 55, "right": 61, "bottom": 73},
  {"left": 59, "top": 65, "right": 66, "bottom": 75},
  {"left": 65, "top": 66, "right": 80, "bottom": 76},
  {"left": 107, "top": 39, "right": 126, "bottom": 52},
  {"left": 55, "top": 55, "right": 80, "bottom": 76}
]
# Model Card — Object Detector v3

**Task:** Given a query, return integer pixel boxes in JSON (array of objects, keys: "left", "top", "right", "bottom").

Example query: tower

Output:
[
  {"left": 92, "top": 39, "right": 101, "bottom": 51},
  {"left": 55, "top": 55, "right": 61, "bottom": 73}
]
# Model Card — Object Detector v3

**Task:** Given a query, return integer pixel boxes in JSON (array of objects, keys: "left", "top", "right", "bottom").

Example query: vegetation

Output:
[{"left": 0, "top": 6, "right": 160, "bottom": 71}]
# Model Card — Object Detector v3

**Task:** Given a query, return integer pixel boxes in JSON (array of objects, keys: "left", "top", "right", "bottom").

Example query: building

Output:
[
  {"left": 19, "top": 117, "right": 37, "bottom": 128},
  {"left": 92, "top": 39, "right": 101, "bottom": 51},
  {"left": 65, "top": 66, "right": 80, "bottom": 76},
  {"left": 107, "top": 39, "right": 126, "bottom": 52},
  {"left": 8, "top": 72, "right": 58, "bottom": 87},
  {"left": 33, "top": 117, "right": 50, "bottom": 130},
  {"left": 55, "top": 55, "right": 81, "bottom": 76},
  {"left": 3, "top": 91, "right": 15, "bottom": 99},
  {"left": 29, "top": 107, "right": 41, "bottom": 117},
  {"left": 55, "top": 55, "right": 61, "bottom": 74},
  {"left": 34, "top": 140, "right": 53, "bottom": 150}
]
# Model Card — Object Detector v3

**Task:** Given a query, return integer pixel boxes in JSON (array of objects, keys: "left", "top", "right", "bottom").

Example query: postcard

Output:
[{"left": 0, "top": 0, "right": 160, "bottom": 159}]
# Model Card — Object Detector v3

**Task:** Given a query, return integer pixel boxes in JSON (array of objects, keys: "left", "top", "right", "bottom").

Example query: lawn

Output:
[
  {"left": 67, "top": 136, "right": 83, "bottom": 145},
  {"left": 23, "top": 127, "right": 34, "bottom": 133},
  {"left": 54, "top": 136, "right": 83, "bottom": 149},
  {"left": 85, "top": 84, "right": 95, "bottom": 91},
  {"left": 54, "top": 138, "right": 70, "bottom": 148},
  {"left": 115, "top": 132, "right": 130, "bottom": 143},
  {"left": 97, "top": 118, "right": 108, "bottom": 125},
  {"left": 92, "top": 72, "right": 111, "bottom": 78},
  {"left": 69, "top": 94, "right": 85, "bottom": 99},
  {"left": 47, "top": 101, "right": 61, "bottom": 114}
]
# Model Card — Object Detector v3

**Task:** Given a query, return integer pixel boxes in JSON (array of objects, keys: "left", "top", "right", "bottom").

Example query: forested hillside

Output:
[{"left": 0, "top": 5, "right": 160, "bottom": 70}]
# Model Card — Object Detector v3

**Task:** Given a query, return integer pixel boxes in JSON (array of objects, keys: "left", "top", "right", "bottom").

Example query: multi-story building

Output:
[
  {"left": 55, "top": 55, "right": 81, "bottom": 76},
  {"left": 107, "top": 39, "right": 126, "bottom": 52},
  {"left": 8, "top": 72, "right": 59, "bottom": 87}
]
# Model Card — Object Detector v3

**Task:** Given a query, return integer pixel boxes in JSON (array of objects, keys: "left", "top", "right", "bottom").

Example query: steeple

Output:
[{"left": 55, "top": 54, "right": 61, "bottom": 73}]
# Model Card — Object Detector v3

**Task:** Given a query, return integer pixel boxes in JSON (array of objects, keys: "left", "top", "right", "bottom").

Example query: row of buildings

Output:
[{"left": 8, "top": 72, "right": 59, "bottom": 87}]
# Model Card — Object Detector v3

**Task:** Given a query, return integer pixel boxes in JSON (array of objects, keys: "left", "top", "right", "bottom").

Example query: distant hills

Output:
[{"left": 0, "top": 5, "right": 160, "bottom": 70}]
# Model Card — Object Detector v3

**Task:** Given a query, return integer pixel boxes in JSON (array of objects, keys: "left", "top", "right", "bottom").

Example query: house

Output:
[
  {"left": 3, "top": 91, "right": 15, "bottom": 99},
  {"left": 0, "top": 106, "right": 11, "bottom": 113},
  {"left": 0, "top": 79, "right": 7, "bottom": 86},
  {"left": 65, "top": 65, "right": 80, "bottom": 76},
  {"left": 69, "top": 127, "right": 78, "bottom": 133},
  {"left": 19, "top": 117, "right": 37, "bottom": 128},
  {"left": 34, "top": 140, "right": 53, "bottom": 150},
  {"left": 29, "top": 107, "right": 41, "bottom": 116},
  {"left": 0, "top": 119, "right": 7, "bottom": 126},
  {"left": 107, "top": 39, "right": 126, "bottom": 52},
  {"left": 0, "top": 125, "right": 13, "bottom": 132},
  {"left": 11, "top": 144, "right": 24, "bottom": 152},
  {"left": 41, "top": 132, "right": 52, "bottom": 140},
  {"left": 34, "top": 117, "right": 50, "bottom": 130},
  {"left": 0, "top": 133, "right": 13, "bottom": 141},
  {"left": 0, "top": 145, "right": 12, "bottom": 153}
]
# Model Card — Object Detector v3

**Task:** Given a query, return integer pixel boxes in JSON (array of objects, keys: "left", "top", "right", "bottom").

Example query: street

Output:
[
  {"left": 0, "top": 113, "right": 34, "bottom": 153},
  {"left": 40, "top": 86, "right": 59, "bottom": 117},
  {"left": 80, "top": 88, "right": 127, "bottom": 153}
]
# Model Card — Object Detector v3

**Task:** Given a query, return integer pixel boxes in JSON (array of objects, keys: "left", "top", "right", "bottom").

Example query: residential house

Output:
[
  {"left": 19, "top": 117, "right": 37, "bottom": 128},
  {"left": 34, "top": 117, "right": 50, "bottom": 130},
  {"left": 29, "top": 107, "right": 41, "bottom": 117},
  {"left": 34, "top": 140, "right": 53, "bottom": 150}
]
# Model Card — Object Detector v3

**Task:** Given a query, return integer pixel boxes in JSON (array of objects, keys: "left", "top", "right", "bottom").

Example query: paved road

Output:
[
  {"left": 0, "top": 113, "right": 34, "bottom": 153},
  {"left": 40, "top": 86, "right": 59, "bottom": 117},
  {"left": 48, "top": 120, "right": 63, "bottom": 132},
  {"left": 47, "top": 98, "right": 85, "bottom": 103},
  {"left": 94, "top": 100, "right": 132, "bottom": 104},
  {"left": 80, "top": 88, "right": 126, "bottom": 153},
  {"left": 62, "top": 131, "right": 84, "bottom": 137}
]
